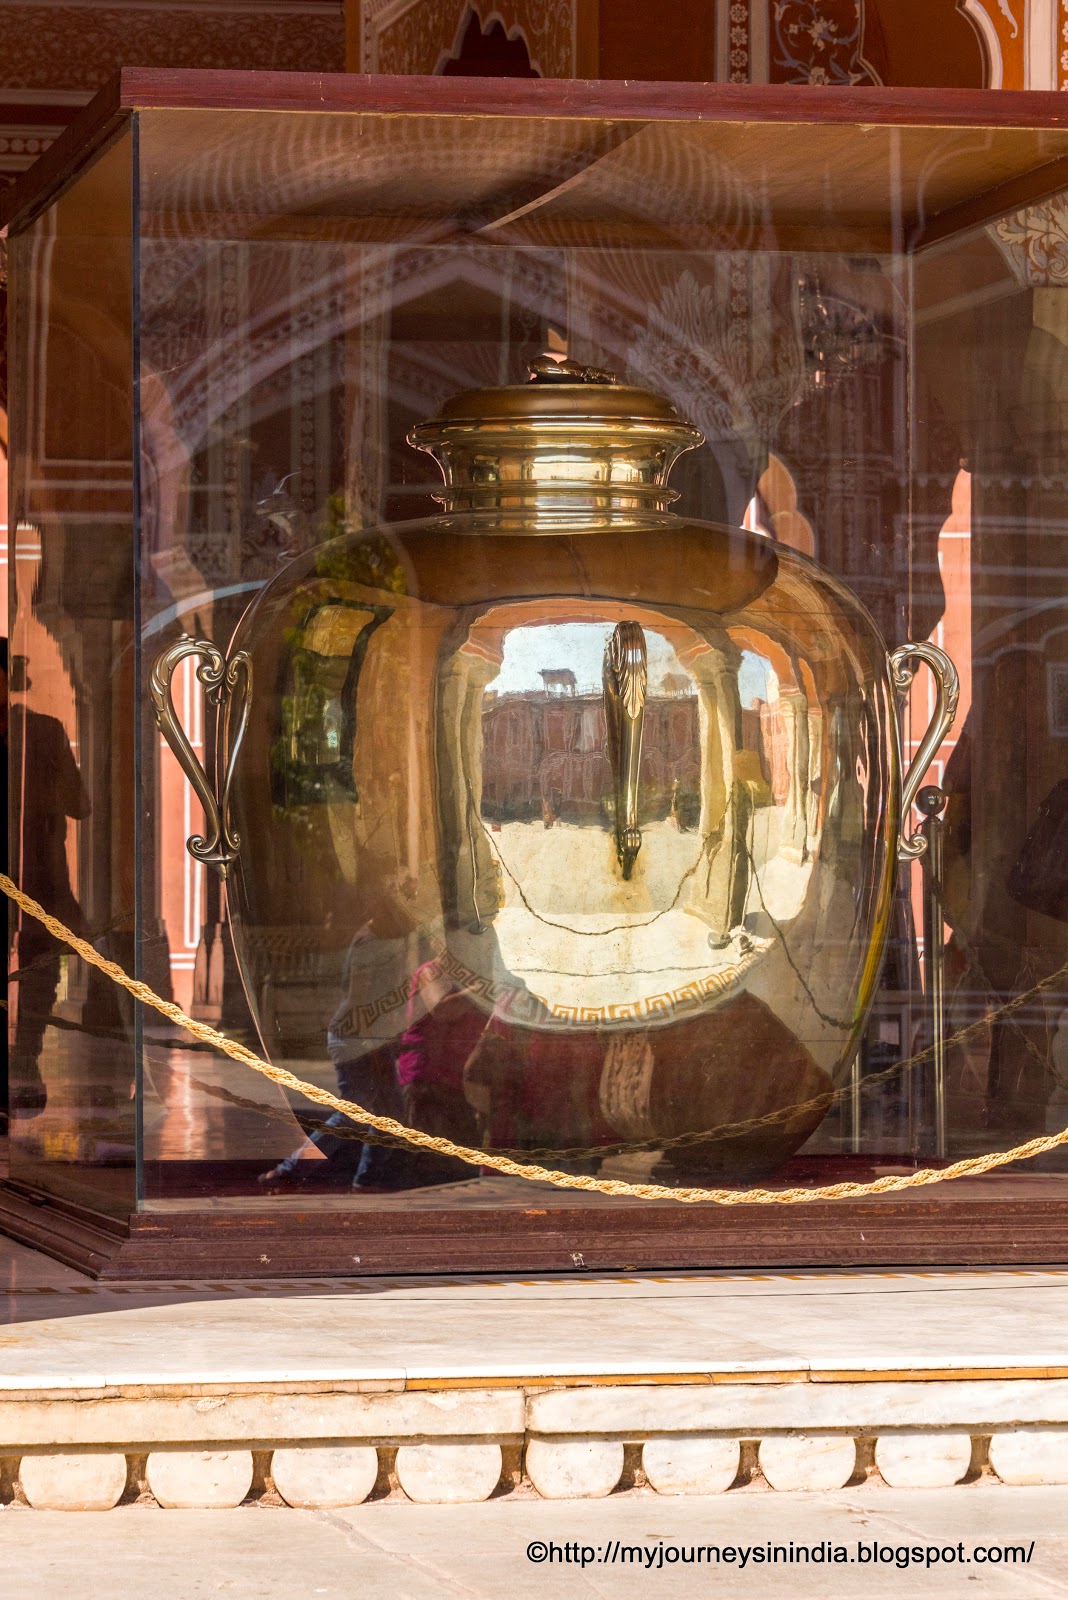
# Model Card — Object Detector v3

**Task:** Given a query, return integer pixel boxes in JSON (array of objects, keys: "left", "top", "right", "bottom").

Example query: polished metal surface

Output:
[
  {"left": 407, "top": 360, "right": 702, "bottom": 521},
  {"left": 151, "top": 369, "right": 959, "bottom": 1181},
  {"left": 602, "top": 621, "right": 648, "bottom": 880},
  {"left": 919, "top": 785, "right": 949, "bottom": 1162},
  {"left": 149, "top": 634, "right": 252, "bottom": 878},
  {"left": 527, "top": 355, "right": 617, "bottom": 385},
  {"left": 889, "top": 642, "right": 961, "bottom": 862}
]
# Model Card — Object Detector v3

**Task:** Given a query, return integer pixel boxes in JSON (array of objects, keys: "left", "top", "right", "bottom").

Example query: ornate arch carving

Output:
[
  {"left": 957, "top": 0, "right": 1026, "bottom": 85},
  {"left": 358, "top": 0, "right": 576, "bottom": 78},
  {"left": 437, "top": 6, "right": 538, "bottom": 73}
]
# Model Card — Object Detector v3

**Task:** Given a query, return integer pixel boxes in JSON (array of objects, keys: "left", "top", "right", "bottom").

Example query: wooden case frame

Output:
[{"left": 3, "top": 70, "right": 1068, "bottom": 1277}]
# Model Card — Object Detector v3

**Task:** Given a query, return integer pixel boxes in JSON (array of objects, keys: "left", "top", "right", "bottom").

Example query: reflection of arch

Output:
[
  {"left": 743, "top": 453, "right": 816, "bottom": 558},
  {"left": 142, "top": 180, "right": 801, "bottom": 541},
  {"left": 730, "top": 624, "right": 798, "bottom": 697},
  {"left": 729, "top": 621, "right": 825, "bottom": 850},
  {"left": 907, "top": 466, "right": 971, "bottom": 783},
  {"left": 955, "top": 0, "right": 1061, "bottom": 88},
  {"left": 908, "top": 466, "right": 971, "bottom": 973}
]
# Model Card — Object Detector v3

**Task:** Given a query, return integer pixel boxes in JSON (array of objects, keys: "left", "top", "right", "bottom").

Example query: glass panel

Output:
[
  {"left": 911, "top": 205, "right": 1068, "bottom": 1170},
  {"left": 127, "top": 105, "right": 1067, "bottom": 1219},
  {"left": 7, "top": 132, "right": 136, "bottom": 1217}
]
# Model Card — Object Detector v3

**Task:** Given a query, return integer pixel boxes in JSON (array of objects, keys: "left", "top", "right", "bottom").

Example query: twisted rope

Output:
[{"left": 5, "top": 871, "right": 1067, "bottom": 1206}]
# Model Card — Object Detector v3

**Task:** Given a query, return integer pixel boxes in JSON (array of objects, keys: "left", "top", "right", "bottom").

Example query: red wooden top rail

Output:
[{"left": 5, "top": 69, "right": 1068, "bottom": 236}]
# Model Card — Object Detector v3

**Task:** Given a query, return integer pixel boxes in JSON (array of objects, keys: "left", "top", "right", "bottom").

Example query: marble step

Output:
[
  {"left": 6, "top": 1376, "right": 1068, "bottom": 1508},
  {"left": 7, "top": 1238, "right": 1068, "bottom": 1507}
]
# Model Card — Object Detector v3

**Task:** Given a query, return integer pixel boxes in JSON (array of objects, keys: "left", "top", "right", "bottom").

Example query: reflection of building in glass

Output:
[{"left": 482, "top": 691, "right": 704, "bottom": 827}]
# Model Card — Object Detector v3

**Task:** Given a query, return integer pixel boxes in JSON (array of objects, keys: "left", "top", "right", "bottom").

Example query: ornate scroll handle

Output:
[
  {"left": 603, "top": 621, "right": 648, "bottom": 880},
  {"left": 150, "top": 634, "right": 252, "bottom": 879},
  {"left": 889, "top": 641, "right": 960, "bottom": 864}
]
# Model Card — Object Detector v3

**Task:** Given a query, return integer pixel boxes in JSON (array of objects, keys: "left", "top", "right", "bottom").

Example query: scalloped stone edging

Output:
[
  {"left": 4, "top": 1375, "right": 1068, "bottom": 1505},
  {"left": 4, "top": 1426, "right": 1068, "bottom": 1506}
]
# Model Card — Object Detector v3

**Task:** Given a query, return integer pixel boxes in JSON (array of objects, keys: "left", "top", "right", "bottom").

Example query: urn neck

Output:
[{"left": 408, "top": 363, "right": 703, "bottom": 525}]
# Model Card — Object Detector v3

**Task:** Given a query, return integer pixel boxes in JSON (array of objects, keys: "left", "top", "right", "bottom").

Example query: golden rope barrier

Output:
[
  {"left": 191, "top": 947, "right": 1068, "bottom": 1166},
  {"left": 5, "top": 870, "right": 1068, "bottom": 1207}
]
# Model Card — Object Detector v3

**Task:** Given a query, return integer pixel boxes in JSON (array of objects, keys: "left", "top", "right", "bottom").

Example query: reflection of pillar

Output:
[
  {"left": 806, "top": 708, "right": 823, "bottom": 840},
  {"left": 437, "top": 638, "right": 502, "bottom": 930},
  {"left": 564, "top": 253, "right": 616, "bottom": 375},
  {"left": 961, "top": 287, "right": 1065, "bottom": 1126},
  {"left": 79, "top": 622, "right": 117, "bottom": 936},
  {"left": 823, "top": 693, "right": 868, "bottom": 879},
  {"left": 680, "top": 636, "right": 745, "bottom": 941},
  {"left": 778, "top": 686, "right": 811, "bottom": 864},
  {"left": 343, "top": 248, "right": 393, "bottom": 527}
]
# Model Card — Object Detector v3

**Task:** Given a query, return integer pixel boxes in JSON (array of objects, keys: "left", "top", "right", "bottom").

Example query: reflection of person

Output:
[
  {"left": 260, "top": 1041, "right": 413, "bottom": 1194},
  {"left": 259, "top": 928, "right": 423, "bottom": 1194},
  {"left": 9, "top": 654, "right": 90, "bottom": 1117},
  {"left": 396, "top": 959, "right": 487, "bottom": 1187}
]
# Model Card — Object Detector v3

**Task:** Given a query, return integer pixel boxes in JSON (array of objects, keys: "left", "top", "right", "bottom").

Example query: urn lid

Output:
[{"left": 408, "top": 358, "right": 704, "bottom": 520}]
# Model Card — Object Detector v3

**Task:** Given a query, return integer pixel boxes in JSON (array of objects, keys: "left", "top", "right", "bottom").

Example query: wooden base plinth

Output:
[{"left": 4, "top": 1177, "right": 1068, "bottom": 1279}]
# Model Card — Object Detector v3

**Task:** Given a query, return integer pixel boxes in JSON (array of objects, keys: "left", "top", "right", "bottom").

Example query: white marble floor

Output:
[
  {"left": 5, "top": 1487, "right": 1068, "bottom": 1599},
  {"left": 4, "top": 1235, "right": 1068, "bottom": 1391}
]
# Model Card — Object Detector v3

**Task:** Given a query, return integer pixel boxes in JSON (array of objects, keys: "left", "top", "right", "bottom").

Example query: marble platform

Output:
[{"left": 5, "top": 1237, "right": 1068, "bottom": 1507}]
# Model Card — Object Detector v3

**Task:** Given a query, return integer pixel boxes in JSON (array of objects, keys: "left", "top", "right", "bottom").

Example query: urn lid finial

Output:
[
  {"left": 526, "top": 355, "right": 616, "bottom": 385},
  {"left": 407, "top": 367, "right": 703, "bottom": 520}
]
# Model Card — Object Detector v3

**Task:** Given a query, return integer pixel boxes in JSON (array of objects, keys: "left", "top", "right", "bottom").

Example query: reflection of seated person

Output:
[
  {"left": 259, "top": 928, "right": 426, "bottom": 1194},
  {"left": 259, "top": 943, "right": 608, "bottom": 1193},
  {"left": 396, "top": 959, "right": 488, "bottom": 1187},
  {"left": 8, "top": 656, "right": 90, "bottom": 1118},
  {"left": 261, "top": 941, "right": 494, "bottom": 1194},
  {"left": 399, "top": 959, "right": 612, "bottom": 1176}
]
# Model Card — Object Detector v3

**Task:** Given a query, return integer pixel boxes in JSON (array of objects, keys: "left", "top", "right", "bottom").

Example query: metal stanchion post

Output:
[
  {"left": 849, "top": 1052, "right": 862, "bottom": 1154},
  {"left": 918, "top": 785, "right": 947, "bottom": 1161}
]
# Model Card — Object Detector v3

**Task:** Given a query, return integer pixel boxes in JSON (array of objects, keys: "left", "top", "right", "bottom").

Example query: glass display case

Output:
[{"left": 3, "top": 71, "right": 1067, "bottom": 1275}]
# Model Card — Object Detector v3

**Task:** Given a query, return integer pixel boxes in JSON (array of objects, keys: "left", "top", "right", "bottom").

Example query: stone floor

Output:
[
  {"left": 5, "top": 1234, "right": 1068, "bottom": 1385},
  {"left": 5, "top": 1234, "right": 1068, "bottom": 1511},
  {"left": 6, "top": 1228, "right": 1068, "bottom": 1516},
  {"left": 4, "top": 1488, "right": 1068, "bottom": 1599}
]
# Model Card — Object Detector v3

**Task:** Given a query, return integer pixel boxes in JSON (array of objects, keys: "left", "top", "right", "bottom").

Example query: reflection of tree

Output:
[{"left": 271, "top": 598, "right": 394, "bottom": 810}]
